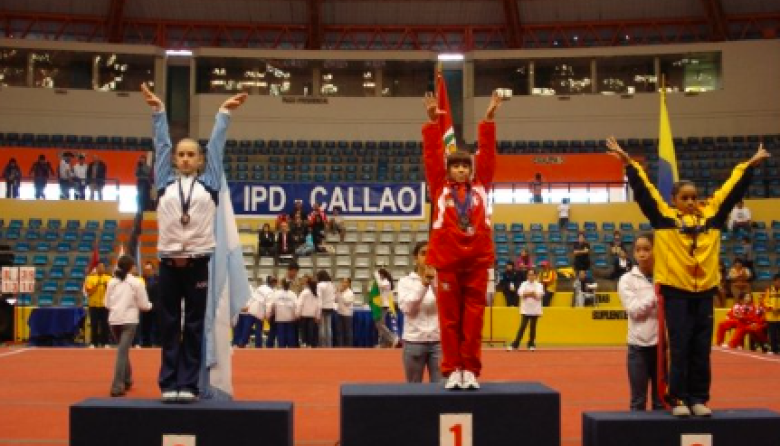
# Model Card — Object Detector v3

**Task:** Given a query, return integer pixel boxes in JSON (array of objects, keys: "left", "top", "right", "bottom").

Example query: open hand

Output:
[
  {"left": 423, "top": 92, "right": 446, "bottom": 122},
  {"left": 605, "top": 136, "right": 631, "bottom": 164},
  {"left": 485, "top": 90, "right": 503, "bottom": 121},
  {"left": 221, "top": 92, "right": 249, "bottom": 111},
  {"left": 141, "top": 83, "right": 163, "bottom": 110},
  {"left": 748, "top": 143, "right": 770, "bottom": 167}
]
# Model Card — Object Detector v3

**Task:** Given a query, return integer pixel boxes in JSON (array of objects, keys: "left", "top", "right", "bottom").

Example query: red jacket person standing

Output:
[{"left": 422, "top": 90, "right": 502, "bottom": 390}]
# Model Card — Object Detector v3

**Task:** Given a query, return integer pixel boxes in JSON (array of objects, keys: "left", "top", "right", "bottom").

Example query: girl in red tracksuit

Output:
[
  {"left": 422, "top": 90, "right": 502, "bottom": 390},
  {"left": 716, "top": 292, "right": 750, "bottom": 347},
  {"left": 728, "top": 295, "right": 768, "bottom": 350}
]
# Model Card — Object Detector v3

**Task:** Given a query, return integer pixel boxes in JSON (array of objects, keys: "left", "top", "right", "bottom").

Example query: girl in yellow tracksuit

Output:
[
  {"left": 607, "top": 137, "right": 770, "bottom": 417},
  {"left": 763, "top": 275, "right": 780, "bottom": 355}
]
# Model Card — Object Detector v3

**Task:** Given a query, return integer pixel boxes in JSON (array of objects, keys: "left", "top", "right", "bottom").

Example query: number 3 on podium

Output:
[{"left": 440, "top": 414, "right": 473, "bottom": 446}]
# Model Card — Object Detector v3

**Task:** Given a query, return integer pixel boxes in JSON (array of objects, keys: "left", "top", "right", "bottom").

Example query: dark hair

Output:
[
  {"left": 378, "top": 268, "right": 394, "bottom": 291},
  {"left": 742, "top": 236, "right": 751, "bottom": 243},
  {"left": 262, "top": 223, "right": 271, "bottom": 232},
  {"left": 281, "top": 279, "right": 291, "bottom": 291},
  {"left": 8, "top": 158, "right": 16, "bottom": 164},
  {"left": 506, "top": 260, "right": 514, "bottom": 266},
  {"left": 267, "top": 275, "right": 278, "bottom": 287},
  {"left": 412, "top": 241, "right": 428, "bottom": 257},
  {"left": 343, "top": 277, "right": 352, "bottom": 286},
  {"left": 733, "top": 257, "right": 744, "bottom": 266},
  {"left": 287, "top": 262, "right": 300, "bottom": 272},
  {"left": 534, "top": 172, "right": 542, "bottom": 180},
  {"left": 316, "top": 269, "right": 331, "bottom": 282},
  {"left": 634, "top": 232, "right": 654, "bottom": 245},
  {"left": 671, "top": 180, "right": 696, "bottom": 197},
  {"left": 114, "top": 255, "right": 135, "bottom": 281},
  {"left": 526, "top": 268, "right": 537, "bottom": 276},
  {"left": 446, "top": 151, "right": 472, "bottom": 169},
  {"left": 773, "top": 274, "right": 780, "bottom": 281},
  {"left": 306, "top": 277, "right": 318, "bottom": 294}
]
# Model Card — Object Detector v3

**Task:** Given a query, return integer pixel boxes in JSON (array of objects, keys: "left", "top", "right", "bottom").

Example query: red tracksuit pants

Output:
[
  {"left": 716, "top": 320, "right": 740, "bottom": 345},
  {"left": 729, "top": 324, "right": 767, "bottom": 349},
  {"left": 436, "top": 268, "right": 488, "bottom": 377}
]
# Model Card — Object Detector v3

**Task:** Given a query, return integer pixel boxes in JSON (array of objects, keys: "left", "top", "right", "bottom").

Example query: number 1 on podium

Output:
[{"left": 440, "top": 414, "right": 472, "bottom": 446}]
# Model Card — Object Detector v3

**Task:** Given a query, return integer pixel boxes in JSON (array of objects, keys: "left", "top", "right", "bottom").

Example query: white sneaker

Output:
[
  {"left": 720, "top": 343, "right": 729, "bottom": 348},
  {"left": 672, "top": 404, "right": 692, "bottom": 417},
  {"left": 161, "top": 390, "right": 178, "bottom": 403},
  {"left": 177, "top": 390, "right": 198, "bottom": 403},
  {"left": 505, "top": 345, "right": 513, "bottom": 352},
  {"left": 444, "top": 371, "right": 464, "bottom": 390},
  {"left": 89, "top": 345, "right": 96, "bottom": 349},
  {"left": 691, "top": 404, "right": 712, "bottom": 417},
  {"left": 461, "top": 370, "right": 480, "bottom": 390},
  {"left": 529, "top": 346, "right": 536, "bottom": 351}
]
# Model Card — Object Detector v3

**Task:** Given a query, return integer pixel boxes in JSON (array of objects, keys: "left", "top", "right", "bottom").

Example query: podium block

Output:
[
  {"left": 341, "top": 382, "right": 560, "bottom": 446},
  {"left": 583, "top": 409, "right": 780, "bottom": 446},
  {"left": 70, "top": 398, "right": 293, "bottom": 446}
]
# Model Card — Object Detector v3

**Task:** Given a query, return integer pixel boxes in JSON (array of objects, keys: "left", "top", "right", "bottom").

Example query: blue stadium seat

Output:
[
  {"left": 547, "top": 223, "right": 559, "bottom": 232},
  {"left": 756, "top": 270, "right": 773, "bottom": 281},
  {"left": 9, "top": 219, "right": 23, "bottom": 229},
  {"left": 64, "top": 280, "right": 82, "bottom": 293},
  {"left": 85, "top": 220, "right": 100, "bottom": 231},
  {"left": 6, "top": 229, "right": 21, "bottom": 240},
  {"left": 494, "top": 223, "right": 507, "bottom": 232},
  {"left": 70, "top": 268, "right": 86, "bottom": 280},
  {"left": 510, "top": 223, "right": 524, "bottom": 232},
  {"left": 585, "top": 233, "right": 598, "bottom": 243},
  {"left": 53, "top": 256, "right": 70, "bottom": 267},
  {"left": 566, "top": 222, "right": 579, "bottom": 232},
  {"left": 42, "top": 280, "right": 59, "bottom": 292},
  {"left": 28, "top": 218, "right": 42, "bottom": 229},
  {"left": 15, "top": 242, "right": 30, "bottom": 253},
  {"left": 35, "top": 269, "right": 46, "bottom": 280},
  {"left": 639, "top": 222, "right": 652, "bottom": 231},
  {"left": 13, "top": 254, "right": 27, "bottom": 265},
  {"left": 73, "top": 256, "right": 89, "bottom": 268},
  {"left": 59, "top": 296, "right": 78, "bottom": 307},
  {"left": 555, "top": 256, "right": 570, "bottom": 267},
  {"left": 44, "top": 230, "right": 59, "bottom": 241},
  {"left": 494, "top": 234, "right": 509, "bottom": 244},
  {"left": 66, "top": 220, "right": 80, "bottom": 230},
  {"left": 37, "top": 295, "right": 54, "bottom": 306},
  {"left": 25, "top": 230, "right": 41, "bottom": 240},
  {"left": 32, "top": 254, "right": 48, "bottom": 266},
  {"left": 512, "top": 233, "right": 526, "bottom": 244},
  {"left": 548, "top": 233, "right": 562, "bottom": 243},
  {"left": 530, "top": 233, "right": 544, "bottom": 243},
  {"left": 594, "top": 257, "right": 609, "bottom": 268},
  {"left": 593, "top": 244, "right": 607, "bottom": 255},
  {"left": 756, "top": 255, "right": 771, "bottom": 268},
  {"left": 36, "top": 242, "right": 51, "bottom": 252},
  {"left": 533, "top": 245, "right": 548, "bottom": 255},
  {"left": 619, "top": 222, "right": 634, "bottom": 232},
  {"left": 530, "top": 223, "right": 543, "bottom": 231},
  {"left": 602, "top": 222, "right": 615, "bottom": 232},
  {"left": 100, "top": 232, "right": 116, "bottom": 243},
  {"left": 78, "top": 242, "right": 93, "bottom": 252},
  {"left": 81, "top": 232, "right": 96, "bottom": 242}
]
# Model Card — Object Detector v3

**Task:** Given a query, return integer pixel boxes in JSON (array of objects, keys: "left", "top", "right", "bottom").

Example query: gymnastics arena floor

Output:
[{"left": 0, "top": 346, "right": 778, "bottom": 445}]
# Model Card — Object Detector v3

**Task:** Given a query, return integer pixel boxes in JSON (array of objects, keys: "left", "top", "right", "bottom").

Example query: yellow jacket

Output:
[
  {"left": 762, "top": 286, "right": 780, "bottom": 322},
  {"left": 84, "top": 273, "right": 112, "bottom": 307},
  {"left": 625, "top": 160, "right": 753, "bottom": 294}
]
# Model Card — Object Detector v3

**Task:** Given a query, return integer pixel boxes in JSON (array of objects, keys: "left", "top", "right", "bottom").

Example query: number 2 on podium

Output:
[{"left": 440, "top": 414, "right": 472, "bottom": 446}]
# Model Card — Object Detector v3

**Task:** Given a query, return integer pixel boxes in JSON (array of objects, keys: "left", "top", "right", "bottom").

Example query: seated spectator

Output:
[
  {"left": 728, "top": 258, "right": 751, "bottom": 299},
  {"left": 498, "top": 261, "right": 521, "bottom": 307},
  {"left": 609, "top": 247, "right": 634, "bottom": 281},
  {"left": 257, "top": 223, "right": 276, "bottom": 257},
  {"left": 573, "top": 232, "right": 591, "bottom": 274},
  {"left": 572, "top": 269, "right": 597, "bottom": 307},
  {"left": 275, "top": 222, "right": 295, "bottom": 262},
  {"left": 328, "top": 207, "right": 347, "bottom": 242},
  {"left": 3, "top": 158, "right": 22, "bottom": 199},
  {"left": 275, "top": 212, "right": 289, "bottom": 231},
  {"left": 515, "top": 248, "right": 532, "bottom": 283},
  {"left": 291, "top": 199, "right": 306, "bottom": 221},
  {"left": 295, "top": 232, "right": 316, "bottom": 257},
  {"left": 290, "top": 214, "right": 309, "bottom": 240},
  {"left": 309, "top": 203, "right": 327, "bottom": 249},
  {"left": 729, "top": 200, "right": 752, "bottom": 233},
  {"left": 539, "top": 261, "right": 557, "bottom": 307},
  {"left": 610, "top": 230, "right": 627, "bottom": 258}
]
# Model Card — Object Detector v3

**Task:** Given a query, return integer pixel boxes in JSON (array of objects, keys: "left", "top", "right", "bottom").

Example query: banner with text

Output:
[{"left": 230, "top": 182, "right": 426, "bottom": 219}]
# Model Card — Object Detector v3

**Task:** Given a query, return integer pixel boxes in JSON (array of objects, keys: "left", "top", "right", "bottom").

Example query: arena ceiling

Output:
[{"left": 1, "top": 0, "right": 779, "bottom": 50}]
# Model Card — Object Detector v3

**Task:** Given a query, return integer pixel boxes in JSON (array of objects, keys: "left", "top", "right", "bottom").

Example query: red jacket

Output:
[{"left": 422, "top": 120, "right": 496, "bottom": 271}]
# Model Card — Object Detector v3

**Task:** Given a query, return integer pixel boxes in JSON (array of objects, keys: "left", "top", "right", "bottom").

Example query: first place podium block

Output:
[
  {"left": 583, "top": 409, "right": 780, "bottom": 446},
  {"left": 341, "top": 382, "right": 560, "bottom": 446},
  {"left": 71, "top": 398, "right": 293, "bottom": 446}
]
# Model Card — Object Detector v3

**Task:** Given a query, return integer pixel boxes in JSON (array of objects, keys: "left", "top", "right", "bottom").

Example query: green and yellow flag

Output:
[{"left": 367, "top": 280, "right": 383, "bottom": 322}]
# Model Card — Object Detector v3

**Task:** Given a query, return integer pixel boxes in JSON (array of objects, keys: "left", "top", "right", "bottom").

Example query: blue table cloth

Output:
[{"left": 27, "top": 307, "right": 86, "bottom": 346}]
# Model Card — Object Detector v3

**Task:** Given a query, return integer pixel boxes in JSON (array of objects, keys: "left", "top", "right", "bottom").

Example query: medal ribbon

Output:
[
  {"left": 452, "top": 185, "right": 473, "bottom": 228},
  {"left": 178, "top": 176, "right": 196, "bottom": 223}
]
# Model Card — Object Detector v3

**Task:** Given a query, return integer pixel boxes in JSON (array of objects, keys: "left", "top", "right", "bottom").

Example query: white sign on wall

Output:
[{"left": 1, "top": 267, "right": 19, "bottom": 294}]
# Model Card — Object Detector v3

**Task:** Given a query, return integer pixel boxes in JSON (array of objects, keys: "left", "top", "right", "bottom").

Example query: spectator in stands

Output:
[
  {"left": 84, "top": 262, "right": 112, "bottom": 348},
  {"left": 422, "top": 90, "right": 501, "bottom": 390},
  {"left": 295, "top": 232, "right": 315, "bottom": 257},
  {"left": 291, "top": 199, "right": 306, "bottom": 221},
  {"left": 141, "top": 83, "right": 247, "bottom": 403},
  {"left": 540, "top": 260, "right": 557, "bottom": 307},
  {"left": 87, "top": 154, "right": 107, "bottom": 200},
  {"left": 558, "top": 197, "right": 570, "bottom": 228},
  {"left": 138, "top": 261, "right": 160, "bottom": 347},
  {"left": 610, "top": 230, "right": 627, "bottom": 258},
  {"left": 507, "top": 268, "right": 544, "bottom": 351},
  {"left": 328, "top": 206, "right": 347, "bottom": 242},
  {"left": 135, "top": 155, "right": 152, "bottom": 212},
  {"left": 269, "top": 278, "right": 299, "bottom": 348},
  {"left": 729, "top": 200, "right": 752, "bottom": 233},
  {"left": 289, "top": 213, "right": 309, "bottom": 239},
  {"left": 606, "top": 136, "right": 769, "bottom": 417},
  {"left": 275, "top": 212, "right": 289, "bottom": 231},
  {"left": 2, "top": 158, "right": 21, "bottom": 199},
  {"left": 317, "top": 270, "right": 337, "bottom": 347},
  {"left": 531, "top": 172, "right": 543, "bottom": 203},
  {"left": 375, "top": 268, "right": 399, "bottom": 348},
  {"left": 573, "top": 231, "right": 591, "bottom": 274},
  {"left": 762, "top": 274, "right": 780, "bottom": 355},
  {"left": 29, "top": 154, "right": 54, "bottom": 200},
  {"left": 58, "top": 152, "right": 74, "bottom": 200},
  {"left": 335, "top": 278, "right": 355, "bottom": 347},
  {"left": 257, "top": 223, "right": 276, "bottom": 257},
  {"left": 515, "top": 248, "right": 532, "bottom": 283},
  {"left": 104, "top": 255, "right": 152, "bottom": 397},
  {"left": 296, "top": 276, "right": 321, "bottom": 348},
  {"left": 73, "top": 154, "right": 88, "bottom": 200},
  {"left": 740, "top": 236, "right": 754, "bottom": 274},
  {"left": 399, "top": 241, "right": 441, "bottom": 383},
  {"left": 309, "top": 205, "right": 327, "bottom": 251},
  {"left": 498, "top": 261, "right": 521, "bottom": 307},
  {"left": 728, "top": 258, "right": 752, "bottom": 299},
  {"left": 610, "top": 247, "right": 634, "bottom": 281},
  {"left": 275, "top": 221, "right": 295, "bottom": 262},
  {"left": 618, "top": 233, "right": 664, "bottom": 411},
  {"left": 573, "top": 269, "right": 597, "bottom": 307}
]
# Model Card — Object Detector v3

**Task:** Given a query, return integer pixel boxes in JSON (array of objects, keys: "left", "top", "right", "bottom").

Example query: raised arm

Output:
[
  {"left": 475, "top": 91, "right": 501, "bottom": 186},
  {"left": 202, "top": 93, "right": 248, "bottom": 191},
  {"left": 142, "top": 83, "right": 174, "bottom": 191},
  {"left": 708, "top": 144, "right": 768, "bottom": 226},
  {"left": 606, "top": 136, "right": 674, "bottom": 227},
  {"left": 422, "top": 92, "right": 447, "bottom": 188}
]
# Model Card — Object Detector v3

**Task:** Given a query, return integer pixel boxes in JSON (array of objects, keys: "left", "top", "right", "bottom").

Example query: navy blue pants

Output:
[
  {"left": 158, "top": 257, "right": 210, "bottom": 395},
  {"left": 276, "top": 322, "right": 297, "bottom": 348},
  {"left": 662, "top": 286, "right": 714, "bottom": 406},
  {"left": 233, "top": 315, "right": 263, "bottom": 348}
]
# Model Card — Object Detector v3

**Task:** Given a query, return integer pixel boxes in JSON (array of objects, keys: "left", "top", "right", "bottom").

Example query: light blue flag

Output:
[{"left": 199, "top": 175, "right": 252, "bottom": 400}]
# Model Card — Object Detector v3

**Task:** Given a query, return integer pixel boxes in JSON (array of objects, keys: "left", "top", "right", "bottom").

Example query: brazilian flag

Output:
[{"left": 367, "top": 280, "right": 383, "bottom": 322}]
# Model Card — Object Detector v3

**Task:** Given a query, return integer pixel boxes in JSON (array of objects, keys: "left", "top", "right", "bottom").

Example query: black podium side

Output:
[
  {"left": 70, "top": 398, "right": 293, "bottom": 446},
  {"left": 341, "top": 382, "right": 560, "bottom": 446},
  {"left": 583, "top": 409, "right": 780, "bottom": 446}
]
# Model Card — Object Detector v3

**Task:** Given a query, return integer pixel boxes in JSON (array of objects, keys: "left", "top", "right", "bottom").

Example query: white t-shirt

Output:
[
  {"left": 397, "top": 272, "right": 440, "bottom": 342},
  {"left": 518, "top": 281, "right": 544, "bottom": 316},
  {"left": 335, "top": 289, "right": 355, "bottom": 317},
  {"left": 730, "top": 207, "right": 751, "bottom": 224},
  {"left": 317, "top": 281, "right": 336, "bottom": 310},
  {"left": 558, "top": 203, "right": 570, "bottom": 218}
]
